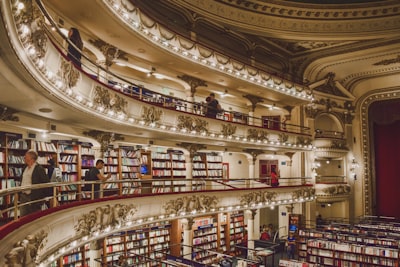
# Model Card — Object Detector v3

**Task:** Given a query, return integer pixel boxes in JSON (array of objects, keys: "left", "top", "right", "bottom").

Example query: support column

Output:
[
  {"left": 246, "top": 209, "right": 258, "bottom": 251},
  {"left": 243, "top": 94, "right": 263, "bottom": 126},
  {"left": 178, "top": 75, "right": 208, "bottom": 114},
  {"left": 88, "top": 240, "right": 103, "bottom": 267},
  {"left": 182, "top": 218, "right": 194, "bottom": 260},
  {"left": 177, "top": 143, "right": 206, "bottom": 191},
  {"left": 243, "top": 149, "right": 264, "bottom": 187}
]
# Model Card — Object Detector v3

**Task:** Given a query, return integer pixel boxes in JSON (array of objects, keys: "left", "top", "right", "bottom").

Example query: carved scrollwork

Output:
[
  {"left": 93, "top": 85, "right": 128, "bottom": 114},
  {"left": 163, "top": 195, "right": 219, "bottom": 215},
  {"left": 0, "top": 104, "right": 19, "bottom": 122},
  {"left": 141, "top": 106, "right": 162, "bottom": 124},
  {"left": 240, "top": 191, "right": 277, "bottom": 206},
  {"left": 322, "top": 185, "right": 351, "bottom": 195},
  {"left": 247, "top": 129, "right": 268, "bottom": 140},
  {"left": 279, "top": 133, "right": 289, "bottom": 143},
  {"left": 4, "top": 230, "right": 47, "bottom": 267},
  {"left": 291, "top": 188, "right": 316, "bottom": 200},
  {"left": 58, "top": 58, "right": 81, "bottom": 88},
  {"left": 83, "top": 130, "right": 124, "bottom": 154},
  {"left": 177, "top": 115, "right": 208, "bottom": 133},
  {"left": 331, "top": 140, "right": 348, "bottom": 149},
  {"left": 221, "top": 124, "right": 237, "bottom": 136},
  {"left": 14, "top": 1, "right": 48, "bottom": 59},
  {"left": 297, "top": 136, "right": 312, "bottom": 146},
  {"left": 74, "top": 204, "right": 137, "bottom": 236}
]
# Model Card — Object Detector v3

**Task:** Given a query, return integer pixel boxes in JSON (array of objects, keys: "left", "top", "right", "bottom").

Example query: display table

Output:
[{"left": 255, "top": 248, "right": 274, "bottom": 267}]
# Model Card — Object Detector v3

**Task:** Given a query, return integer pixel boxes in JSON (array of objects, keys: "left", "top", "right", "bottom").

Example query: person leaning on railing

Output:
[{"left": 19, "top": 150, "right": 52, "bottom": 217}]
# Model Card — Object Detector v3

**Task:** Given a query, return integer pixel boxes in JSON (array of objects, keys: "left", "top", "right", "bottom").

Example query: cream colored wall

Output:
[{"left": 222, "top": 152, "right": 249, "bottom": 178}]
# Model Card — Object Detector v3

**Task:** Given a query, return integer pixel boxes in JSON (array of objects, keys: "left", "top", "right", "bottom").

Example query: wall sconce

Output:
[{"left": 350, "top": 158, "right": 359, "bottom": 180}]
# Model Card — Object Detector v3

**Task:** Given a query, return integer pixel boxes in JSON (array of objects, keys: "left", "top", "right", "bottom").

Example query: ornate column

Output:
[
  {"left": 83, "top": 130, "right": 124, "bottom": 158},
  {"left": 181, "top": 218, "right": 194, "bottom": 260},
  {"left": 178, "top": 75, "right": 207, "bottom": 114},
  {"left": 88, "top": 240, "right": 103, "bottom": 267},
  {"left": 243, "top": 149, "right": 264, "bottom": 187},
  {"left": 246, "top": 209, "right": 258, "bottom": 251},
  {"left": 243, "top": 94, "right": 263, "bottom": 126}
]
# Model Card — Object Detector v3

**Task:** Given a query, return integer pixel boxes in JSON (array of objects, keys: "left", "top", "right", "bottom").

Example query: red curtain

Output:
[
  {"left": 371, "top": 100, "right": 400, "bottom": 218},
  {"left": 374, "top": 121, "right": 400, "bottom": 218}
]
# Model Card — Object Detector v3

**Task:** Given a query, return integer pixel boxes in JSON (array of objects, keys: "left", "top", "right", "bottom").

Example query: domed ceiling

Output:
[{"left": 130, "top": 0, "right": 400, "bottom": 98}]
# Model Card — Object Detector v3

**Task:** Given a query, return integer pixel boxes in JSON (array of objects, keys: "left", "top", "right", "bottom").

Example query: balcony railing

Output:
[
  {"left": 33, "top": 0, "right": 311, "bottom": 137},
  {"left": 0, "top": 177, "right": 312, "bottom": 225}
]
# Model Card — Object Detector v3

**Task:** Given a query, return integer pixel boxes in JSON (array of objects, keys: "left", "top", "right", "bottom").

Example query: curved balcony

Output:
[
  {"left": 0, "top": 178, "right": 314, "bottom": 266},
  {"left": 0, "top": 0, "right": 313, "bottom": 153},
  {"left": 313, "top": 130, "right": 348, "bottom": 159}
]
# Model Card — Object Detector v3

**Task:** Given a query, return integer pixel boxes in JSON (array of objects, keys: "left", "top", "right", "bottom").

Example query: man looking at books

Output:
[
  {"left": 20, "top": 150, "right": 51, "bottom": 217},
  {"left": 86, "top": 159, "right": 111, "bottom": 199}
]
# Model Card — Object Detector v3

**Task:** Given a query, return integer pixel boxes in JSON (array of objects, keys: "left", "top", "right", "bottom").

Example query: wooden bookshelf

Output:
[
  {"left": 298, "top": 223, "right": 400, "bottom": 267},
  {"left": 119, "top": 146, "right": 141, "bottom": 195},
  {"left": 54, "top": 140, "right": 79, "bottom": 203},
  {"left": 102, "top": 222, "right": 171, "bottom": 267},
  {"left": 229, "top": 211, "right": 246, "bottom": 256}
]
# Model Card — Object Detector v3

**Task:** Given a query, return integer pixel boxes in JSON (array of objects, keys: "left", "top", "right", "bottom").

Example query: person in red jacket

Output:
[
  {"left": 260, "top": 227, "right": 270, "bottom": 240},
  {"left": 271, "top": 168, "right": 279, "bottom": 187}
]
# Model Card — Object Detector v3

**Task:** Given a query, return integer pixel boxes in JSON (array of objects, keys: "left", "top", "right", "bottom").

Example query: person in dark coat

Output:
[
  {"left": 20, "top": 150, "right": 51, "bottom": 217},
  {"left": 67, "top": 27, "right": 83, "bottom": 67}
]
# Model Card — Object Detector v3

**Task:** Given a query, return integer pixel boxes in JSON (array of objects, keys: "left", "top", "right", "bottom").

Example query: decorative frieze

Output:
[
  {"left": 74, "top": 204, "right": 138, "bottom": 236},
  {"left": 163, "top": 195, "right": 219, "bottom": 214},
  {"left": 5, "top": 230, "right": 48, "bottom": 266},
  {"left": 177, "top": 115, "right": 208, "bottom": 133},
  {"left": 93, "top": 85, "right": 128, "bottom": 114},
  {"left": 142, "top": 106, "right": 163, "bottom": 124},
  {"left": 0, "top": 105, "right": 19, "bottom": 122},
  {"left": 240, "top": 191, "right": 277, "bottom": 207}
]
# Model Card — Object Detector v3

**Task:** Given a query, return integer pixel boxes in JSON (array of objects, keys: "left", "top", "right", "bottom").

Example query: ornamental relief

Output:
[
  {"left": 142, "top": 106, "right": 163, "bottom": 124},
  {"left": 320, "top": 185, "right": 351, "bottom": 196},
  {"left": 74, "top": 204, "right": 138, "bottom": 236},
  {"left": 181, "top": 0, "right": 400, "bottom": 32},
  {"left": 163, "top": 195, "right": 219, "bottom": 214},
  {"left": 221, "top": 124, "right": 237, "bottom": 137},
  {"left": 5, "top": 230, "right": 48, "bottom": 267},
  {"left": 58, "top": 58, "right": 81, "bottom": 88},
  {"left": 240, "top": 191, "right": 277, "bottom": 206},
  {"left": 177, "top": 115, "right": 208, "bottom": 133},
  {"left": 93, "top": 85, "right": 128, "bottom": 114},
  {"left": 14, "top": 1, "right": 48, "bottom": 59},
  {"left": 247, "top": 129, "right": 268, "bottom": 141},
  {"left": 291, "top": 188, "right": 316, "bottom": 200}
]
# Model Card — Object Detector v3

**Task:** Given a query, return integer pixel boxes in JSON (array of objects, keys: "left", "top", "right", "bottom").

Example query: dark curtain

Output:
[
  {"left": 373, "top": 121, "right": 400, "bottom": 218},
  {"left": 371, "top": 100, "right": 400, "bottom": 218}
]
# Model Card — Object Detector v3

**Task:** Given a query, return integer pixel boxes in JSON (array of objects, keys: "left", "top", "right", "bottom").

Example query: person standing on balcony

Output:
[
  {"left": 86, "top": 159, "right": 111, "bottom": 199},
  {"left": 20, "top": 150, "right": 51, "bottom": 217},
  {"left": 67, "top": 27, "right": 83, "bottom": 67},
  {"left": 205, "top": 93, "right": 222, "bottom": 118},
  {"left": 271, "top": 168, "right": 279, "bottom": 186}
]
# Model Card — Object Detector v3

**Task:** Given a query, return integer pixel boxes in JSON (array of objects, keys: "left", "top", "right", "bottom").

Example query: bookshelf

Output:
[
  {"left": 191, "top": 153, "right": 207, "bottom": 191},
  {"left": 119, "top": 146, "right": 141, "bottom": 195},
  {"left": 54, "top": 140, "right": 79, "bottom": 203},
  {"left": 0, "top": 132, "right": 27, "bottom": 221},
  {"left": 192, "top": 216, "right": 219, "bottom": 264},
  {"left": 103, "top": 222, "right": 171, "bottom": 266},
  {"left": 298, "top": 223, "right": 400, "bottom": 267},
  {"left": 151, "top": 149, "right": 186, "bottom": 193},
  {"left": 50, "top": 244, "right": 89, "bottom": 267},
  {"left": 103, "top": 148, "right": 120, "bottom": 196},
  {"left": 229, "top": 211, "right": 246, "bottom": 256},
  {"left": 205, "top": 154, "right": 223, "bottom": 179}
]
